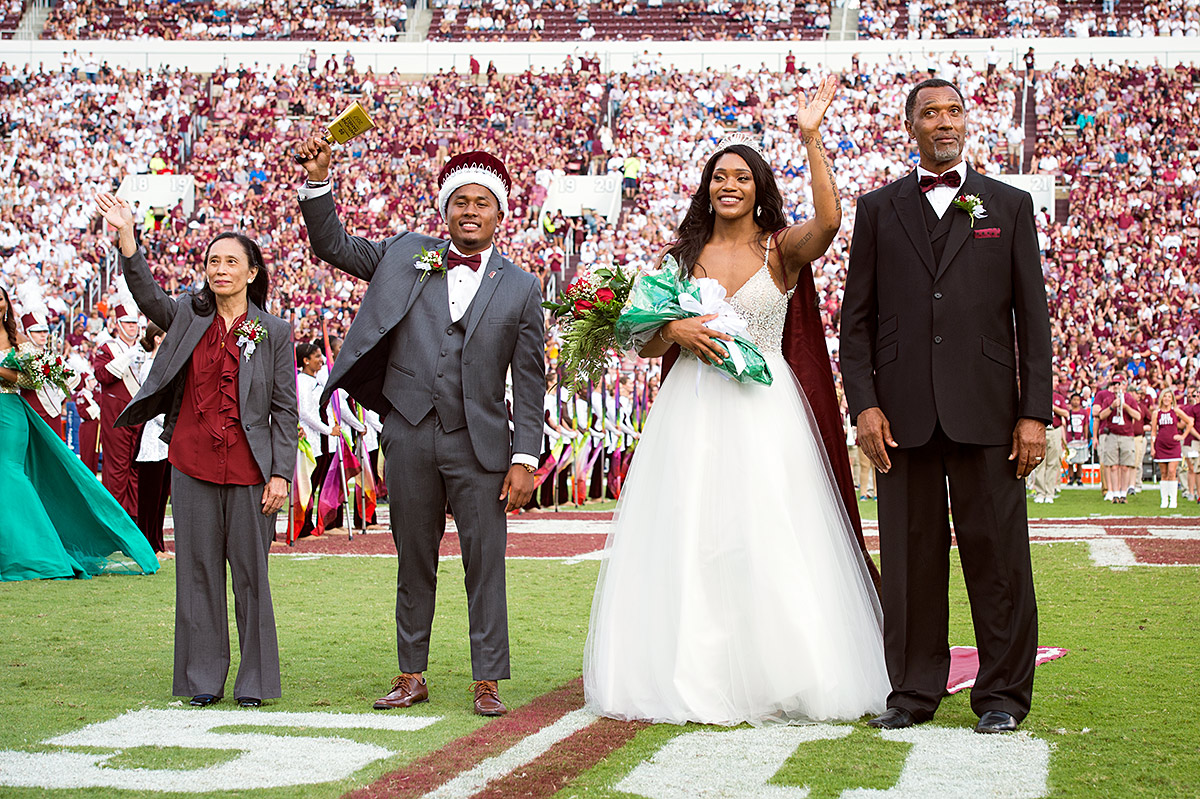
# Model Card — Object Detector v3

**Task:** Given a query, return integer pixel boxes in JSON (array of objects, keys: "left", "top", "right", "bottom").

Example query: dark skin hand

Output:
[
  {"left": 859, "top": 407, "right": 1047, "bottom": 479},
  {"left": 501, "top": 466, "right": 534, "bottom": 512}
]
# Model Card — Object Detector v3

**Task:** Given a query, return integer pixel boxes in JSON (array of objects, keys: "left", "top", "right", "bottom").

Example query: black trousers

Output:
[
  {"left": 136, "top": 459, "right": 171, "bottom": 552},
  {"left": 876, "top": 424, "right": 1038, "bottom": 721}
]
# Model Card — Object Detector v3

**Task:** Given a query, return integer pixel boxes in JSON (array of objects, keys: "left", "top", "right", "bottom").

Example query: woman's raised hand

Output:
[
  {"left": 795, "top": 75, "right": 840, "bottom": 136},
  {"left": 96, "top": 192, "right": 135, "bottom": 232}
]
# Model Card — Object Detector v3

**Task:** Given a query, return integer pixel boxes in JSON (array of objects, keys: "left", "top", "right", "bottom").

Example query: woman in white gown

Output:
[{"left": 583, "top": 77, "right": 891, "bottom": 726}]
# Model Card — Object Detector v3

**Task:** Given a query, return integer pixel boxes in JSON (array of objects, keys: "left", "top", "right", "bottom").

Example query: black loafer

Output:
[
  {"left": 189, "top": 694, "right": 220, "bottom": 707},
  {"left": 975, "top": 710, "right": 1019, "bottom": 734},
  {"left": 236, "top": 697, "right": 262, "bottom": 708},
  {"left": 867, "top": 707, "right": 921, "bottom": 729}
]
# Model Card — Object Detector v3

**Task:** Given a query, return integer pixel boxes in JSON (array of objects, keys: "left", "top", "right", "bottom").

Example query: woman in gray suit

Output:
[{"left": 96, "top": 192, "right": 298, "bottom": 709}]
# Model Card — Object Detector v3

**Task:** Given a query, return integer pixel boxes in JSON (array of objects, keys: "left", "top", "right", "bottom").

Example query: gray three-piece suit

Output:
[{"left": 302, "top": 191, "right": 545, "bottom": 680}]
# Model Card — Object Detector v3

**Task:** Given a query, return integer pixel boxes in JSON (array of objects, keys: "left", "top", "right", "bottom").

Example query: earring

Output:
[
  {"left": 708, "top": 202, "right": 714, "bottom": 214},
  {"left": 756, "top": 206, "right": 762, "bottom": 218}
]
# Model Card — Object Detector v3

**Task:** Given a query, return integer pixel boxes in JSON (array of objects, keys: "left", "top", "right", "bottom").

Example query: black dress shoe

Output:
[
  {"left": 236, "top": 697, "right": 262, "bottom": 708},
  {"left": 867, "top": 707, "right": 921, "bottom": 729},
  {"left": 975, "top": 710, "right": 1019, "bottom": 734},
  {"left": 189, "top": 694, "right": 220, "bottom": 707}
]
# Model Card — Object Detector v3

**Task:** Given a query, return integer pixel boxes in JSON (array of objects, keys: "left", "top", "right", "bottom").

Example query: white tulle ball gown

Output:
[{"left": 583, "top": 262, "right": 890, "bottom": 726}]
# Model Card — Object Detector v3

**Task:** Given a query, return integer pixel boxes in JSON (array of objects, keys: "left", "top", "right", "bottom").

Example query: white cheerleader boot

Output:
[
  {"left": 1169, "top": 481, "right": 1178, "bottom": 508},
  {"left": 1160, "top": 481, "right": 1170, "bottom": 508}
]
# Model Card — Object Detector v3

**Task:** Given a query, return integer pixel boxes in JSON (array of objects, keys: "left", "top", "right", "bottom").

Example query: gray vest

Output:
[{"left": 384, "top": 274, "right": 470, "bottom": 432}]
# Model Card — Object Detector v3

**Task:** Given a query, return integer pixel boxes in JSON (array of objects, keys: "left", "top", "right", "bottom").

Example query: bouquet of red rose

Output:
[
  {"left": 3, "top": 347, "right": 77, "bottom": 392},
  {"left": 543, "top": 263, "right": 636, "bottom": 391}
]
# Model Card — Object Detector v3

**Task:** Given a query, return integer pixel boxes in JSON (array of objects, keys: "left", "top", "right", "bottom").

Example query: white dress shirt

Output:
[
  {"left": 446, "top": 243, "right": 492, "bottom": 323},
  {"left": 915, "top": 161, "right": 968, "bottom": 219},
  {"left": 297, "top": 371, "right": 333, "bottom": 456}
]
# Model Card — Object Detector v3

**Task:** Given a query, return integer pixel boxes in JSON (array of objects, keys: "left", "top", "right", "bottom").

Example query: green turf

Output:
[
  {"left": 848, "top": 484, "right": 1200, "bottom": 522},
  {"left": 2, "top": 540, "right": 1198, "bottom": 797}
]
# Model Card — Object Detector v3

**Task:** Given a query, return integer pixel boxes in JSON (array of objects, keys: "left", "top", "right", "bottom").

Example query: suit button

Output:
[
  {"left": 447, "top": 329, "right": 454, "bottom": 335},
  {"left": 437, "top": 372, "right": 444, "bottom": 377},
  {"left": 934, "top": 292, "right": 943, "bottom": 299},
  {"left": 355, "top": 351, "right": 361, "bottom": 357},
  {"left": 934, "top": 336, "right": 943, "bottom": 344},
  {"left": 379, "top": 326, "right": 386, "bottom": 333},
  {"left": 433, "top": 393, "right": 441, "bottom": 401},
  {"left": 440, "top": 351, "right": 447, "bottom": 357}
]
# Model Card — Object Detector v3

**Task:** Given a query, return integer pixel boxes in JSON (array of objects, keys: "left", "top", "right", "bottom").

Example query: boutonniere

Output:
[
  {"left": 234, "top": 318, "right": 267, "bottom": 361},
  {"left": 951, "top": 194, "right": 988, "bottom": 228},
  {"left": 414, "top": 247, "right": 446, "bottom": 282}
]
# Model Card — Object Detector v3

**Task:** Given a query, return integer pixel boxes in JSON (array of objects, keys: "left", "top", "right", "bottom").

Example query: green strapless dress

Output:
[{"left": 0, "top": 346, "right": 159, "bottom": 581}]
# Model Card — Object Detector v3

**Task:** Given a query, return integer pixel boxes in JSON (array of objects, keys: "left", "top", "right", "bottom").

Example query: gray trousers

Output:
[
  {"left": 171, "top": 468, "right": 281, "bottom": 700},
  {"left": 382, "top": 410, "right": 510, "bottom": 681}
]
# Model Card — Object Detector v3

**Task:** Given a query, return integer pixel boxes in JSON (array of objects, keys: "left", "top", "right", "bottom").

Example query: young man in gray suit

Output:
[{"left": 294, "top": 141, "right": 545, "bottom": 716}]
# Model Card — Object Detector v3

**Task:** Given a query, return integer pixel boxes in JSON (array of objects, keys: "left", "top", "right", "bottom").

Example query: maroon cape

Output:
[{"left": 661, "top": 264, "right": 881, "bottom": 590}]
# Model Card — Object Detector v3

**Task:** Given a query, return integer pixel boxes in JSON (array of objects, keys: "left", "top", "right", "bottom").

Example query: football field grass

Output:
[{"left": 0, "top": 511, "right": 1197, "bottom": 798}]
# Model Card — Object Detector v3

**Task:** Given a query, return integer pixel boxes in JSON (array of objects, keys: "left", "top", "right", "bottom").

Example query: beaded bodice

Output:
[{"left": 727, "top": 263, "right": 795, "bottom": 357}]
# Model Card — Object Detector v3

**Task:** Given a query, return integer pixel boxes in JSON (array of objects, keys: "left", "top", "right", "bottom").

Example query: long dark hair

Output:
[
  {"left": 190, "top": 232, "right": 269, "bottom": 316},
  {"left": 0, "top": 285, "right": 18, "bottom": 348},
  {"left": 667, "top": 143, "right": 788, "bottom": 278}
]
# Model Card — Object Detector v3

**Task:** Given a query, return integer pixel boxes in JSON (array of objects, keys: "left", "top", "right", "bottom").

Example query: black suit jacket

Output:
[{"left": 840, "top": 167, "right": 1052, "bottom": 448}]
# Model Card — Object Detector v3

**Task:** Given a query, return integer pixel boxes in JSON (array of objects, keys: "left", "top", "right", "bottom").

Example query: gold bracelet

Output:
[
  {"left": 519, "top": 462, "right": 536, "bottom": 474},
  {"left": 656, "top": 326, "right": 669, "bottom": 345}
]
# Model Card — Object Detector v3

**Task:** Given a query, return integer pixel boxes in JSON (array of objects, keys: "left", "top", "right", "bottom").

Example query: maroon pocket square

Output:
[{"left": 974, "top": 228, "right": 1002, "bottom": 239}]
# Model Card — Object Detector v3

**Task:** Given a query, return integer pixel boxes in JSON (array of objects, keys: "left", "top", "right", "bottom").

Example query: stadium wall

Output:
[{"left": 0, "top": 36, "right": 1194, "bottom": 75}]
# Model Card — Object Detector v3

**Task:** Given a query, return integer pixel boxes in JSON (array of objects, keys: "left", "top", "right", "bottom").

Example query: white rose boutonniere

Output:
[
  {"left": 950, "top": 194, "right": 988, "bottom": 228},
  {"left": 234, "top": 318, "right": 268, "bottom": 361},
  {"left": 414, "top": 247, "right": 447, "bottom": 282}
]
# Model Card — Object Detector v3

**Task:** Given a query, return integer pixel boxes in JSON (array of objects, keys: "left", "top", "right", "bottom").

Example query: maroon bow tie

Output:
[
  {"left": 918, "top": 171, "right": 962, "bottom": 193},
  {"left": 447, "top": 251, "right": 483, "bottom": 271}
]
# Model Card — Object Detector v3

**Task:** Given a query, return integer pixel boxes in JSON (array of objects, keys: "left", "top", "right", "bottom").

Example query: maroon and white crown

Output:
[{"left": 436, "top": 151, "right": 512, "bottom": 220}]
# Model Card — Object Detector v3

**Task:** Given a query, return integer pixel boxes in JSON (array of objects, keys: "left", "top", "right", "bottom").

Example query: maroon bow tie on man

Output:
[
  {"left": 918, "top": 171, "right": 962, "bottom": 193},
  {"left": 447, "top": 251, "right": 483, "bottom": 271}
]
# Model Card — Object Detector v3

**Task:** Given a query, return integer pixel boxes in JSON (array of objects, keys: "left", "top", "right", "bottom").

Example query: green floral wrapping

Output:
[{"left": 615, "top": 262, "right": 773, "bottom": 386}]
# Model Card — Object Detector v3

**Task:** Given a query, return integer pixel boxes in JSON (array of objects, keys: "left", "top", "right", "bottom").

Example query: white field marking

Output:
[
  {"left": 842, "top": 727, "right": 1050, "bottom": 799},
  {"left": 1087, "top": 538, "right": 1139, "bottom": 568},
  {"left": 617, "top": 724, "right": 1049, "bottom": 799},
  {"left": 0, "top": 709, "right": 440, "bottom": 792},
  {"left": 562, "top": 550, "right": 606, "bottom": 565},
  {"left": 617, "top": 725, "right": 852, "bottom": 799},
  {"left": 1028, "top": 525, "right": 1108, "bottom": 540},
  {"left": 1141, "top": 525, "right": 1200, "bottom": 540},
  {"left": 420, "top": 707, "right": 597, "bottom": 799}
]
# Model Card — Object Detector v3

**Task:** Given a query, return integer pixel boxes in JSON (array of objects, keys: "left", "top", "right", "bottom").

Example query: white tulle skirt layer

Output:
[{"left": 583, "top": 352, "right": 890, "bottom": 726}]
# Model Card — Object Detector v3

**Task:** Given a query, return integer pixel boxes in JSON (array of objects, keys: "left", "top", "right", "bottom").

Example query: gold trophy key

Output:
[{"left": 292, "top": 101, "right": 376, "bottom": 163}]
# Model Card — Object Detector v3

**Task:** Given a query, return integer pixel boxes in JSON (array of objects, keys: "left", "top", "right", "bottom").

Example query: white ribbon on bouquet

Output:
[{"left": 679, "top": 277, "right": 750, "bottom": 381}]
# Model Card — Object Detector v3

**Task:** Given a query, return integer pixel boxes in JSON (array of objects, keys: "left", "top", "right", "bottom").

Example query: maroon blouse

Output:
[{"left": 169, "top": 312, "right": 265, "bottom": 486}]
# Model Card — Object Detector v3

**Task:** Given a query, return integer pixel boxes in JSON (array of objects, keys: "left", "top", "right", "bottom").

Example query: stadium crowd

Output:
[
  {"left": 37, "top": 0, "right": 1200, "bottom": 41},
  {"left": 2, "top": 50, "right": 1199, "bottom": 510}
]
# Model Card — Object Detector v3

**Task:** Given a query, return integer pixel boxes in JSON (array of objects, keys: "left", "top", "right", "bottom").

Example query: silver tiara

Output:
[{"left": 712, "top": 132, "right": 767, "bottom": 163}]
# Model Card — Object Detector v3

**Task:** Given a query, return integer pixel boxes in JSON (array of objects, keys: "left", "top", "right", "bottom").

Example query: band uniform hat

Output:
[
  {"left": 115, "top": 303, "right": 140, "bottom": 324},
  {"left": 436, "top": 151, "right": 512, "bottom": 221},
  {"left": 21, "top": 311, "right": 49, "bottom": 332}
]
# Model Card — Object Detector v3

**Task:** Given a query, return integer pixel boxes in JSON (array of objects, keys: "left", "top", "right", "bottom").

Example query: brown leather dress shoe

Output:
[
  {"left": 471, "top": 680, "right": 508, "bottom": 716},
  {"left": 373, "top": 673, "right": 428, "bottom": 709}
]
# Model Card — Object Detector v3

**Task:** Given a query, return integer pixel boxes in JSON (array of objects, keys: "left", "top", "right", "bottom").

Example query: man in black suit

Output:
[{"left": 840, "top": 79, "right": 1052, "bottom": 735}]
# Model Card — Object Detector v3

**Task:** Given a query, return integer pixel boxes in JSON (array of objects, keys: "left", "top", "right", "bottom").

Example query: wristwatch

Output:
[{"left": 519, "top": 463, "right": 536, "bottom": 474}]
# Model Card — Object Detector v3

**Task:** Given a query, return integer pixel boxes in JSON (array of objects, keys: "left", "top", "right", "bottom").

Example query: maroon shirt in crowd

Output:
[{"left": 168, "top": 312, "right": 264, "bottom": 485}]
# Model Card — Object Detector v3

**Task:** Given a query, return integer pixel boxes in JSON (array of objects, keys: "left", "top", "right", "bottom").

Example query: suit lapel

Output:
[
  {"left": 892, "top": 173, "right": 937, "bottom": 277},
  {"left": 464, "top": 250, "right": 506, "bottom": 345},
  {"left": 934, "top": 167, "right": 985, "bottom": 281},
  {"left": 402, "top": 243, "right": 450, "bottom": 318},
  {"left": 160, "top": 311, "right": 211, "bottom": 390}
]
